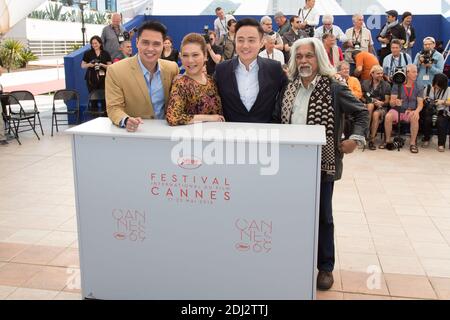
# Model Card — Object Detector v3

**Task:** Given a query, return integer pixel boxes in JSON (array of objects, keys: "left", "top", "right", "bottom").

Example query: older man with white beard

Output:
[{"left": 276, "top": 38, "right": 368, "bottom": 290}]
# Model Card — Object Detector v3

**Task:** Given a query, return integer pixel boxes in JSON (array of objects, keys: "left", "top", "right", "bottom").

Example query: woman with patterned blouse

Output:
[{"left": 166, "top": 33, "right": 224, "bottom": 126}]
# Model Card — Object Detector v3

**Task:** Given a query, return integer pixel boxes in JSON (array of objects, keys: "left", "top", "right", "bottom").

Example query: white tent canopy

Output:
[{"left": 0, "top": 0, "right": 46, "bottom": 34}]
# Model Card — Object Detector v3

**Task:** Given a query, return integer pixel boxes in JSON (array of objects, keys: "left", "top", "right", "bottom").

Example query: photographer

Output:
[
  {"left": 81, "top": 36, "right": 112, "bottom": 93},
  {"left": 205, "top": 31, "right": 223, "bottom": 75},
  {"left": 101, "top": 13, "right": 135, "bottom": 60},
  {"left": 343, "top": 14, "right": 374, "bottom": 74},
  {"left": 382, "top": 39, "right": 412, "bottom": 84},
  {"left": 298, "top": 0, "right": 320, "bottom": 38},
  {"left": 421, "top": 73, "right": 450, "bottom": 151},
  {"left": 413, "top": 37, "right": 445, "bottom": 90},
  {"left": 376, "top": 10, "right": 406, "bottom": 63},
  {"left": 221, "top": 19, "right": 237, "bottom": 61},
  {"left": 361, "top": 65, "right": 391, "bottom": 150},
  {"left": 382, "top": 64, "right": 424, "bottom": 153}
]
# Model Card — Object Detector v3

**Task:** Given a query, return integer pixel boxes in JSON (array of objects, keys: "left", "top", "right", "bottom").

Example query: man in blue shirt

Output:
[
  {"left": 382, "top": 39, "right": 412, "bottom": 84},
  {"left": 414, "top": 37, "right": 444, "bottom": 90}
]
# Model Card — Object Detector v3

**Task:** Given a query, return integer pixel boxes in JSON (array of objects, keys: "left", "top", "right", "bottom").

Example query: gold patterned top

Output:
[{"left": 166, "top": 75, "right": 223, "bottom": 126}]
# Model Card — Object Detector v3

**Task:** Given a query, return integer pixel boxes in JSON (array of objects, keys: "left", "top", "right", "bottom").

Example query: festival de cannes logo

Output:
[{"left": 177, "top": 156, "right": 202, "bottom": 170}]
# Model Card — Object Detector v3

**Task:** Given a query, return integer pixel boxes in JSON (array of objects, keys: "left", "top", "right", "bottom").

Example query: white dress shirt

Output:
[
  {"left": 291, "top": 75, "right": 321, "bottom": 125},
  {"left": 298, "top": 7, "right": 320, "bottom": 27},
  {"left": 259, "top": 49, "right": 285, "bottom": 65},
  {"left": 235, "top": 59, "right": 260, "bottom": 112},
  {"left": 314, "top": 25, "right": 347, "bottom": 43}
]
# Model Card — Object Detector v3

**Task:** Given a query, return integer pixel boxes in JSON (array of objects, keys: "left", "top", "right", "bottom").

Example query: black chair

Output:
[
  {"left": 1, "top": 94, "right": 40, "bottom": 145},
  {"left": 52, "top": 90, "right": 80, "bottom": 136},
  {"left": 9, "top": 90, "right": 44, "bottom": 136},
  {"left": 84, "top": 89, "right": 106, "bottom": 120}
]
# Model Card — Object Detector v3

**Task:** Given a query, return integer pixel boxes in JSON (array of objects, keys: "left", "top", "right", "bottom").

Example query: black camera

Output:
[
  {"left": 420, "top": 50, "right": 435, "bottom": 65},
  {"left": 123, "top": 31, "right": 131, "bottom": 41},
  {"left": 92, "top": 59, "right": 100, "bottom": 71},
  {"left": 424, "top": 97, "right": 438, "bottom": 115},
  {"left": 364, "top": 92, "right": 373, "bottom": 104},
  {"left": 386, "top": 136, "right": 405, "bottom": 150},
  {"left": 392, "top": 66, "right": 407, "bottom": 85},
  {"left": 353, "top": 41, "right": 361, "bottom": 50},
  {"left": 203, "top": 25, "right": 210, "bottom": 44}
]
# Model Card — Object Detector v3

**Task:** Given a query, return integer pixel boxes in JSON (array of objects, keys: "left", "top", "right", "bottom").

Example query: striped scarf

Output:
[{"left": 281, "top": 75, "right": 336, "bottom": 176}]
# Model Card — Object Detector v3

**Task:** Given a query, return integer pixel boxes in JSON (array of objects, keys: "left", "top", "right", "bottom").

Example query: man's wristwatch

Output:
[{"left": 123, "top": 117, "right": 129, "bottom": 128}]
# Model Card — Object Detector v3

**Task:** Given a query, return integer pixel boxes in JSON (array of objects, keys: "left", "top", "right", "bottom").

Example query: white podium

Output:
[{"left": 67, "top": 118, "right": 326, "bottom": 300}]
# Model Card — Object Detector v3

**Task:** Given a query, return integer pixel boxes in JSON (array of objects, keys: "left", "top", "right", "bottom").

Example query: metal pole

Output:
[{"left": 81, "top": 5, "right": 86, "bottom": 46}]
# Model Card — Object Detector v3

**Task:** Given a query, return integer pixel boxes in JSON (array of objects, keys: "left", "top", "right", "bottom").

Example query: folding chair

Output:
[
  {"left": 52, "top": 89, "right": 80, "bottom": 136},
  {"left": 84, "top": 89, "right": 106, "bottom": 121},
  {"left": 1, "top": 94, "right": 40, "bottom": 145},
  {"left": 9, "top": 90, "right": 44, "bottom": 136}
]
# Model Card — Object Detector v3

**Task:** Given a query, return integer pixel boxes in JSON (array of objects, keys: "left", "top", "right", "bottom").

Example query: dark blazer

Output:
[{"left": 214, "top": 56, "right": 288, "bottom": 123}]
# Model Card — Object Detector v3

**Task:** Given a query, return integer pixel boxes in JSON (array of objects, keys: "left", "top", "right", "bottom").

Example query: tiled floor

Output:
[{"left": 1, "top": 114, "right": 450, "bottom": 300}]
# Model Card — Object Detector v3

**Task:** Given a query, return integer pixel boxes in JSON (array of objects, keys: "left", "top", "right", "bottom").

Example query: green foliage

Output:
[
  {"left": 19, "top": 49, "right": 38, "bottom": 68},
  {"left": 46, "top": 2, "right": 64, "bottom": 21},
  {"left": 0, "top": 39, "right": 24, "bottom": 72},
  {"left": 28, "top": 3, "right": 109, "bottom": 25}
]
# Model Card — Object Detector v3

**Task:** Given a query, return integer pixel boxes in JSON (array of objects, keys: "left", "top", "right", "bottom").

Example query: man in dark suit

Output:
[{"left": 215, "top": 18, "right": 288, "bottom": 123}]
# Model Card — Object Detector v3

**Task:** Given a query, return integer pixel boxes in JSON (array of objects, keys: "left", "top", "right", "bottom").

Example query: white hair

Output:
[
  {"left": 423, "top": 37, "right": 436, "bottom": 44},
  {"left": 322, "top": 15, "right": 334, "bottom": 24},
  {"left": 260, "top": 16, "right": 272, "bottom": 24},
  {"left": 287, "top": 37, "right": 336, "bottom": 80},
  {"left": 336, "top": 61, "right": 350, "bottom": 72},
  {"left": 352, "top": 14, "right": 363, "bottom": 23}
]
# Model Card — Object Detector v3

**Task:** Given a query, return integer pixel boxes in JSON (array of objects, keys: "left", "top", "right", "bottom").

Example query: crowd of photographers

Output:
[{"left": 80, "top": 2, "right": 449, "bottom": 153}]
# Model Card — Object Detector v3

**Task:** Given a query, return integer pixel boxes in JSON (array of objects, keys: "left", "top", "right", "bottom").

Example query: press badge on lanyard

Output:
[{"left": 118, "top": 34, "right": 125, "bottom": 42}]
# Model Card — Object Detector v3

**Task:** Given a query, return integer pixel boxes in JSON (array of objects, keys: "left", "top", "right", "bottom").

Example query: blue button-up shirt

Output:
[{"left": 137, "top": 55, "right": 165, "bottom": 119}]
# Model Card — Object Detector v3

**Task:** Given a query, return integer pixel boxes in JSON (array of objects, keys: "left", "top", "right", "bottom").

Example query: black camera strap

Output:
[{"left": 352, "top": 28, "right": 363, "bottom": 44}]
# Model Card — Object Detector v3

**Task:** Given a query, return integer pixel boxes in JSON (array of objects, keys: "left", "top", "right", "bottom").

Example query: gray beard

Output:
[{"left": 299, "top": 66, "right": 313, "bottom": 78}]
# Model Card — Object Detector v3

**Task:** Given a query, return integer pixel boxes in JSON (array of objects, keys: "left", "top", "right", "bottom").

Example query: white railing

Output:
[{"left": 28, "top": 40, "right": 84, "bottom": 57}]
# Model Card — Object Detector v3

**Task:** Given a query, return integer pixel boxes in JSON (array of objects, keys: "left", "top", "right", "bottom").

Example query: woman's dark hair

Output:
[
  {"left": 432, "top": 73, "right": 449, "bottom": 90},
  {"left": 402, "top": 11, "right": 412, "bottom": 21},
  {"left": 137, "top": 21, "right": 167, "bottom": 39},
  {"left": 234, "top": 18, "right": 264, "bottom": 38},
  {"left": 227, "top": 19, "right": 237, "bottom": 28},
  {"left": 90, "top": 36, "right": 103, "bottom": 51},
  {"left": 164, "top": 36, "right": 173, "bottom": 44}
]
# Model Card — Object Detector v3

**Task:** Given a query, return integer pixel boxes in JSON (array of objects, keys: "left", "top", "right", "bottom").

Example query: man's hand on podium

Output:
[{"left": 126, "top": 117, "right": 144, "bottom": 132}]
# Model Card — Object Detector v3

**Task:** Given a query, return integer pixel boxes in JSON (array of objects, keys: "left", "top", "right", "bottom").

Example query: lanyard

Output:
[
  {"left": 300, "top": 8, "right": 312, "bottom": 22},
  {"left": 219, "top": 17, "right": 227, "bottom": 32},
  {"left": 389, "top": 54, "right": 403, "bottom": 73},
  {"left": 352, "top": 29, "right": 362, "bottom": 43},
  {"left": 403, "top": 83, "right": 414, "bottom": 105}
]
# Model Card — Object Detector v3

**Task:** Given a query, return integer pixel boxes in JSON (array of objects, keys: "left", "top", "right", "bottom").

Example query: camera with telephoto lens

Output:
[
  {"left": 392, "top": 66, "right": 407, "bottom": 85},
  {"left": 420, "top": 50, "right": 435, "bottom": 65},
  {"left": 386, "top": 136, "right": 405, "bottom": 150},
  {"left": 203, "top": 25, "right": 210, "bottom": 44}
]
